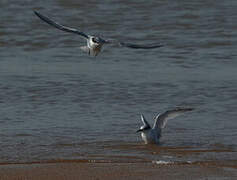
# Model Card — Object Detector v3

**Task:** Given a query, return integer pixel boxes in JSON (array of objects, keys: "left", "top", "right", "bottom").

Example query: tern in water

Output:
[
  {"left": 34, "top": 11, "right": 163, "bottom": 56},
  {"left": 137, "top": 108, "right": 194, "bottom": 144}
]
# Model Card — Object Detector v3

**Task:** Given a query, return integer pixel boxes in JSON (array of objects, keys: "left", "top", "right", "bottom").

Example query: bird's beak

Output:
[{"left": 136, "top": 129, "right": 142, "bottom": 133}]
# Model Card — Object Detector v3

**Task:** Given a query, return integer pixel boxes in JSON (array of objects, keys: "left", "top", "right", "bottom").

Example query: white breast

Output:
[
  {"left": 87, "top": 39, "right": 102, "bottom": 56},
  {"left": 141, "top": 131, "right": 155, "bottom": 144}
]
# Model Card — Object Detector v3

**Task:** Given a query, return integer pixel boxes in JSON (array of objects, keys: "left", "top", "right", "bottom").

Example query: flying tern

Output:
[
  {"left": 34, "top": 11, "right": 163, "bottom": 56},
  {"left": 137, "top": 107, "right": 194, "bottom": 144}
]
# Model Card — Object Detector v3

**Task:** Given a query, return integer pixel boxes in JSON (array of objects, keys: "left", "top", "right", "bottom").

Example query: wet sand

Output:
[{"left": 0, "top": 161, "right": 236, "bottom": 180}]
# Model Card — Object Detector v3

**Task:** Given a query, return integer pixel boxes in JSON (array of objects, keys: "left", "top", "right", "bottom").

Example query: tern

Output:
[
  {"left": 137, "top": 108, "right": 194, "bottom": 144},
  {"left": 34, "top": 11, "right": 163, "bottom": 56}
]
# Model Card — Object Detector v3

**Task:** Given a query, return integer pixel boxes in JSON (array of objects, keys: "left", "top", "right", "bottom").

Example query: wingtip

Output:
[
  {"left": 185, "top": 107, "right": 194, "bottom": 111},
  {"left": 175, "top": 107, "right": 194, "bottom": 112},
  {"left": 33, "top": 10, "right": 39, "bottom": 15},
  {"left": 140, "top": 114, "right": 147, "bottom": 122},
  {"left": 33, "top": 10, "right": 41, "bottom": 18}
]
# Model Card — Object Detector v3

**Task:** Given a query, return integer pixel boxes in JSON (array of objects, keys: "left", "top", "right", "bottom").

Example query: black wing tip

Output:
[
  {"left": 151, "top": 44, "right": 164, "bottom": 49},
  {"left": 165, "top": 107, "right": 194, "bottom": 114},
  {"left": 34, "top": 11, "right": 51, "bottom": 20},
  {"left": 33, "top": 10, "right": 40, "bottom": 16},
  {"left": 120, "top": 42, "right": 164, "bottom": 49},
  {"left": 33, "top": 10, "right": 51, "bottom": 25},
  {"left": 174, "top": 107, "right": 194, "bottom": 112},
  {"left": 145, "top": 44, "right": 164, "bottom": 49},
  {"left": 34, "top": 10, "right": 45, "bottom": 19}
]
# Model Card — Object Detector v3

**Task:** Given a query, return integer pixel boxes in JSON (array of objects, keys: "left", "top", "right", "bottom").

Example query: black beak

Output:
[{"left": 136, "top": 129, "right": 142, "bottom": 133}]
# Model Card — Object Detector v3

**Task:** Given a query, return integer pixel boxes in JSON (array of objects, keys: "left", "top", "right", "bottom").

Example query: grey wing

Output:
[
  {"left": 104, "top": 39, "right": 163, "bottom": 49},
  {"left": 153, "top": 108, "right": 194, "bottom": 129},
  {"left": 119, "top": 42, "right": 163, "bottom": 49},
  {"left": 34, "top": 11, "right": 89, "bottom": 39},
  {"left": 140, "top": 114, "right": 150, "bottom": 127}
]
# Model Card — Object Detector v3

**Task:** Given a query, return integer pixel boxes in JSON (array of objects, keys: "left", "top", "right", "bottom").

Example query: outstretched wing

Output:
[
  {"left": 140, "top": 114, "right": 151, "bottom": 127},
  {"left": 104, "top": 39, "right": 163, "bottom": 49},
  {"left": 119, "top": 42, "right": 163, "bottom": 49},
  {"left": 153, "top": 108, "right": 194, "bottom": 129},
  {"left": 34, "top": 11, "right": 89, "bottom": 39}
]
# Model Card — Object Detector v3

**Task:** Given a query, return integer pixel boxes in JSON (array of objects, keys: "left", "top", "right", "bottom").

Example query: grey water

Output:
[{"left": 0, "top": 0, "right": 237, "bottom": 164}]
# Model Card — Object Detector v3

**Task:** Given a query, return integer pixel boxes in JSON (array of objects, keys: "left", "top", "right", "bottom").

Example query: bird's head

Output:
[
  {"left": 91, "top": 36, "right": 99, "bottom": 43},
  {"left": 136, "top": 125, "right": 151, "bottom": 132},
  {"left": 90, "top": 36, "right": 104, "bottom": 44}
]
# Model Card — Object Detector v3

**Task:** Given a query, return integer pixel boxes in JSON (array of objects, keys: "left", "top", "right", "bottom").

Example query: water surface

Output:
[{"left": 0, "top": 0, "right": 237, "bottom": 164}]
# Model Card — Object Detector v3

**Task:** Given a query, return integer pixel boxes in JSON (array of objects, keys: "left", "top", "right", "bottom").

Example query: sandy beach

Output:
[{"left": 0, "top": 160, "right": 236, "bottom": 180}]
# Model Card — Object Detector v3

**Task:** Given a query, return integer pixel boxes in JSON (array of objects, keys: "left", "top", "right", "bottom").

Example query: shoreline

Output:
[{"left": 0, "top": 160, "right": 236, "bottom": 180}]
